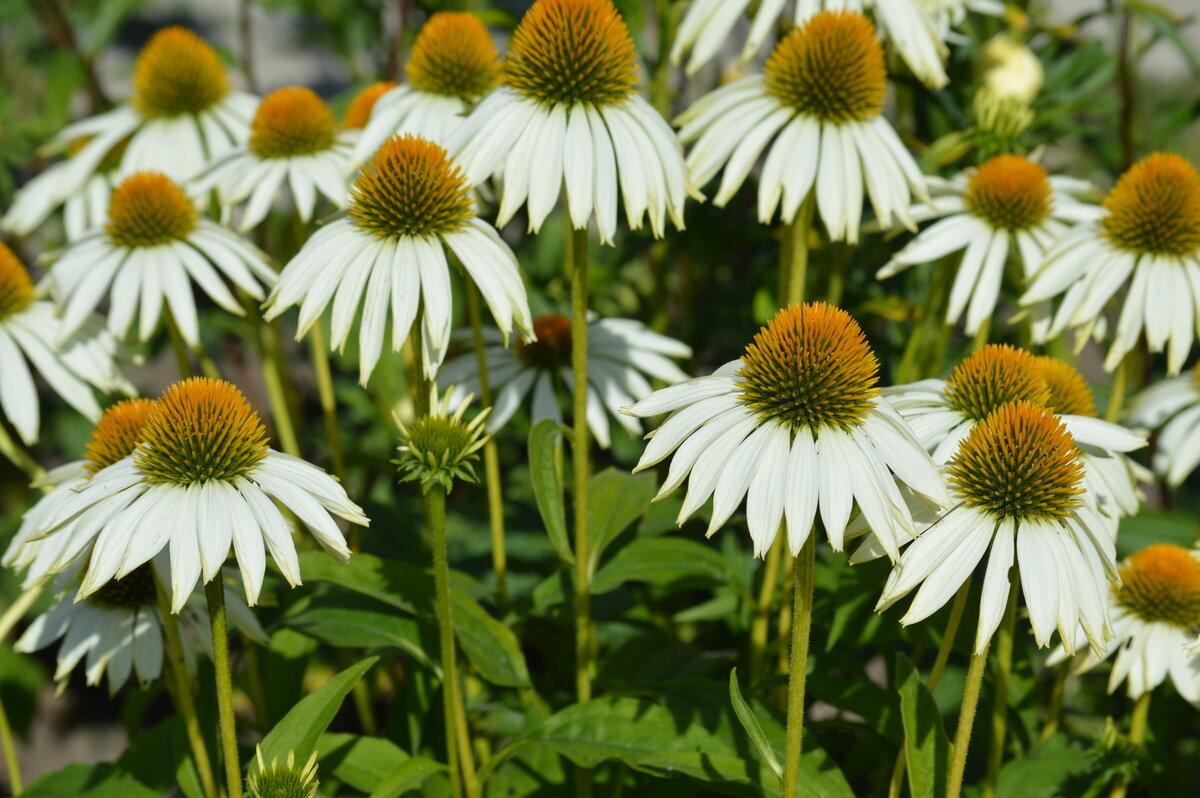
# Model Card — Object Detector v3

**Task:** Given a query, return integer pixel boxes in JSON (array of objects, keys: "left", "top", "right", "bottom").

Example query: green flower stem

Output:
[
  {"left": 781, "top": 536, "right": 815, "bottom": 798},
  {"left": 205, "top": 577, "right": 243, "bottom": 798},
  {"left": 308, "top": 324, "right": 350, "bottom": 534},
  {"left": 983, "top": 577, "right": 1020, "bottom": 798},
  {"left": 157, "top": 579, "right": 218, "bottom": 798},
  {"left": 897, "top": 258, "right": 954, "bottom": 383},
  {"left": 256, "top": 313, "right": 301, "bottom": 457},
  {"left": 947, "top": 638, "right": 993, "bottom": 798},
  {"left": 407, "top": 324, "right": 431, "bottom": 418},
  {"left": 429, "top": 484, "right": 466, "bottom": 798},
  {"left": 783, "top": 195, "right": 816, "bottom": 306},
  {"left": 749, "top": 534, "right": 784, "bottom": 683},
  {"left": 0, "top": 583, "right": 43, "bottom": 644},
  {"left": 649, "top": 0, "right": 678, "bottom": 117},
  {"left": 1108, "top": 693, "right": 1151, "bottom": 798},
  {"left": 165, "top": 309, "right": 195, "bottom": 379},
  {"left": 970, "top": 317, "right": 991, "bottom": 352},
  {"left": 0, "top": 694, "right": 21, "bottom": 797},
  {"left": 0, "top": 422, "right": 44, "bottom": 482},
  {"left": 887, "top": 578, "right": 972, "bottom": 798},
  {"left": 1105, "top": 350, "right": 1135, "bottom": 423},
  {"left": 465, "top": 284, "right": 509, "bottom": 613},
  {"left": 1040, "top": 663, "right": 1068, "bottom": 742},
  {"left": 569, "top": 225, "right": 594, "bottom": 705}
]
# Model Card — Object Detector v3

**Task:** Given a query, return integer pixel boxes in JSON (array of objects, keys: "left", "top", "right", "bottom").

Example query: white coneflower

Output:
[
  {"left": 1022, "top": 152, "right": 1200, "bottom": 375},
  {"left": 980, "top": 34, "right": 1044, "bottom": 104},
  {"left": 446, "top": 0, "right": 693, "bottom": 245},
  {"left": 1048, "top": 544, "right": 1200, "bottom": 704},
  {"left": 879, "top": 402, "right": 1117, "bottom": 653},
  {"left": 2, "top": 139, "right": 126, "bottom": 240},
  {"left": 265, "top": 134, "right": 533, "bottom": 383},
  {"left": 0, "top": 244, "right": 131, "bottom": 446},
  {"left": 194, "top": 87, "right": 354, "bottom": 231},
  {"left": 44, "top": 171, "right": 275, "bottom": 348},
  {"left": 877, "top": 155, "right": 1101, "bottom": 336},
  {"left": 672, "top": 0, "right": 953, "bottom": 89},
  {"left": 885, "top": 345, "right": 1146, "bottom": 464},
  {"left": 675, "top": 11, "right": 926, "bottom": 243},
  {"left": 14, "top": 560, "right": 265, "bottom": 696},
  {"left": 351, "top": 12, "right": 501, "bottom": 165},
  {"left": 1127, "top": 366, "right": 1200, "bottom": 486},
  {"left": 625, "top": 303, "right": 947, "bottom": 558},
  {"left": 395, "top": 386, "right": 490, "bottom": 491},
  {"left": 438, "top": 313, "right": 691, "bottom": 449},
  {"left": 342, "top": 82, "right": 397, "bottom": 131},
  {"left": 31, "top": 378, "right": 368, "bottom": 612},
  {"left": 24, "top": 28, "right": 255, "bottom": 197}
]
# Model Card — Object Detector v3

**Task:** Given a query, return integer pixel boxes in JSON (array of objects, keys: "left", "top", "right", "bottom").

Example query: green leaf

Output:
[
  {"left": 318, "top": 733, "right": 409, "bottom": 792},
  {"left": 368, "top": 757, "right": 444, "bottom": 798},
  {"left": 592, "top": 537, "right": 733, "bottom": 593},
  {"left": 22, "top": 764, "right": 158, "bottom": 798},
  {"left": 286, "top": 605, "right": 436, "bottom": 674},
  {"left": 729, "top": 668, "right": 783, "bottom": 779},
  {"left": 259, "top": 656, "right": 378, "bottom": 764},
  {"left": 995, "top": 735, "right": 1092, "bottom": 798},
  {"left": 452, "top": 590, "right": 531, "bottom": 687},
  {"left": 1116, "top": 510, "right": 1198, "bottom": 557},
  {"left": 587, "top": 467, "right": 657, "bottom": 571},
  {"left": 297, "top": 551, "right": 430, "bottom": 614},
  {"left": 529, "top": 418, "right": 574, "bottom": 564},
  {"left": 895, "top": 654, "right": 950, "bottom": 798}
]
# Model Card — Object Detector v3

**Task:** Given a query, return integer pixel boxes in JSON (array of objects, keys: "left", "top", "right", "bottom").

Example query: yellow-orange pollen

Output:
[
  {"left": 349, "top": 134, "right": 474, "bottom": 239},
  {"left": 85, "top": 563, "right": 158, "bottom": 610},
  {"left": 132, "top": 26, "right": 230, "bottom": 118},
  {"left": 964, "top": 155, "right": 1053, "bottom": 231},
  {"left": 0, "top": 243, "right": 35, "bottom": 319},
  {"left": 1116, "top": 544, "right": 1200, "bottom": 628},
  {"left": 407, "top": 13, "right": 501, "bottom": 102},
  {"left": 948, "top": 401, "right": 1084, "bottom": 521},
  {"left": 504, "top": 0, "right": 637, "bottom": 107},
  {"left": 106, "top": 172, "right": 198, "bottom": 248},
  {"left": 516, "top": 314, "right": 574, "bottom": 369},
  {"left": 249, "top": 87, "right": 336, "bottom": 158},
  {"left": 764, "top": 10, "right": 886, "bottom": 124},
  {"left": 84, "top": 399, "right": 157, "bottom": 474},
  {"left": 134, "top": 377, "right": 269, "bottom": 485},
  {"left": 343, "top": 82, "right": 397, "bottom": 129},
  {"left": 1101, "top": 152, "right": 1200, "bottom": 256},
  {"left": 1033, "top": 356, "right": 1097, "bottom": 417},
  {"left": 735, "top": 302, "right": 879, "bottom": 433},
  {"left": 945, "top": 344, "right": 1050, "bottom": 423}
]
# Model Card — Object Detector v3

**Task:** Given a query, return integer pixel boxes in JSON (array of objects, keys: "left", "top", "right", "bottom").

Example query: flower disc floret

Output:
[
  {"left": 948, "top": 401, "right": 1085, "bottom": 521},
  {"left": 945, "top": 344, "right": 1050, "bottom": 422},
  {"left": 407, "top": 12, "right": 501, "bottom": 102},
  {"left": 85, "top": 564, "right": 157, "bottom": 610},
  {"left": 764, "top": 11, "right": 886, "bottom": 124},
  {"left": 504, "top": 0, "right": 638, "bottom": 107},
  {"left": 134, "top": 378, "right": 269, "bottom": 485},
  {"left": 0, "top": 243, "right": 34, "bottom": 319},
  {"left": 132, "top": 27, "right": 231, "bottom": 118},
  {"left": 84, "top": 398, "right": 157, "bottom": 474},
  {"left": 105, "top": 172, "right": 198, "bottom": 248},
  {"left": 516, "top": 313, "right": 573, "bottom": 369},
  {"left": 735, "top": 302, "right": 879, "bottom": 433},
  {"left": 395, "top": 390, "right": 489, "bottom": 491},
  {"left": 1033, "top": 356, "right": 1097, "bottom": 417},
  {"left": 343, "top": 81, "right": 397, "bottom": 128},
  {"left": 246, "top": 747, "right": 319, "bottom": 798},
  {"left": 1116, "top": 544, "right": 1200, "bottom": 628},
  {"left": 1101, "top": 152, "right": 1200, "bottom": 256},
  {"left": 964, "top": 155, "right": 1053, "bottom": 231},
  {"left": 249, "top": 87, "right": 336, "bottom": 158},
  {"left": 348, "top": 135, "right": 474, "bottom": 239}
]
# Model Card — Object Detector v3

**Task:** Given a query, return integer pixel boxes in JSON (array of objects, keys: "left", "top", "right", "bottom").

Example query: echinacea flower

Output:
[
  {"left": 342, "top": 82, "right": 397, "bottom": 131},
  {"left": 25, "top": 28, "right": 255, "bottom": 198},
  {"left": 438, "top": 313, "right": 691, "bottom": 448},
  {"left": 1127, "top": 366, "right": 1200, "bottom": 486},
  {"left": 885, "top": 345, "right": 1146, "bottom": 465},
  {"left": 395, "top": 387, "right": 489, "bottom": 491},
  {"left": 265, "top": 134, "right": 533, "bottom": 383},
  {"left": 351, "top": 12, "right": 501, "bottom": 165},
  {"left": 1022, "top": 152, "right": 1200, "bottom": 375},
  {"left": 2, "top": 138, "right": 127, "bottom": 240},
  {"left": 675, "top": 11, "right": 926, "bottom": 242},
  {"left": 624, "top": 303, "right": 947, "bottom": 558},
  {"left": 45, "top": 171, "right": 275, "bottom": 348},
  {"left": 246, "top": 746, "right": 320, "bottom": 798},
  {"left": 879, "top": 402, "right": 1117, "bottom": 653},
  {"left": 1048, "top": 544, "right": 1200, "bottom": 703},
  {"left": 31, "top": 378, "right": 369, "bottom": 612},
  {"left": 447, "top": 0, "right": 693, "bottom": 244},
  {"left": 672, "top": 0, "right": 952, "bottom": 89},
  {"left": 0, "top": 244, "right": 132, "bottom": 446},
  {"left": 195, "top": 87, "right": 354, "bottom": 231},
  {"left": 877, "top": 155, "right": 1101, "bottom": 336},
  {"left": 14, "top": 559, "right": 265, "bottom": 696}
]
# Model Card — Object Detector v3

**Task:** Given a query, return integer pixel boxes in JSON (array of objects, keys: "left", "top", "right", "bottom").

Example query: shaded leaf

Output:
[
  {"left": 588, "top": 467, "right": 657, "bottom": 570},
  {"left": 260, "top": 657, "right": 378, "bottom": 764},
  {"left": 452, "top": 590, "right": 531, "bottom": 687},
  {"left": 529, "top": 418, "right": 573, "bottom": 564},
  {"left": 895, "top": 654, "right": 950, "bottom": 798},
  {"left": 318, "top": 733, "right": 409, "bottom": 793},
  {"left": 729, "top": 667, "right": 783, "bottom": 778},
  {"left": 368, "top": 757, "right": 444, "bottom": 798},
  {"left": 286, "top": 605, "right": 436, "bottom": 674},
  {"left": 592, "top": 537, "right": 734, "bottom": 593}
]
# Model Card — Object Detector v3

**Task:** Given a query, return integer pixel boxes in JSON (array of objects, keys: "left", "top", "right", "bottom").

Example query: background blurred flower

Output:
[{"left": 1128, "top": 366, "right": 1200, "bottom": 486}]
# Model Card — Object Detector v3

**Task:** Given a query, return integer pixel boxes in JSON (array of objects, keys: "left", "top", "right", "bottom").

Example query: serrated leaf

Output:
[
  {"left": 260, "top": 657, "right": 378, "bottom": 764},
  {"left": 729, "top": 668, "right": 783, "bottom": 778},
  {"left": 896, "top": 654, "right": 950, "bottom": 798},
  {"left": 529, "top": 418, "right": 574, "bottom": 564}
]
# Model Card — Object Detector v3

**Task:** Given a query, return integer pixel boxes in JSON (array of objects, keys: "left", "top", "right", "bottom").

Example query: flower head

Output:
[
  {"left": 504, "top": 0, "right": 636, "bottom": 107},
  {"left": 350, "top": 135, "right": 474, "bottom": 238},
  {"left": 246, "top": 747, "right": 319, "bottom": 798},
  {"left": 84, "top": 562, "right": 158, "bottom": 611},
  {"left": 409, "top": 12, "right": 502, "bottom": 102},
  {"left": 1033, "top": 356, "right": 1097, "bottom": 418},
  {"left": 516, "top": 314, "right": 574, "bottom": 369},
  {"left": 84, "top": 398, "right": 157, "bottom": 474},
  {"left": 964, "top": 155, "right": 1053, "bottom": 232},
  {"left": 249, "top": 87, "right": 336, "bottom": 159},
  {"left": 343, "top": 81, "right": 397, "bottom": 128},
  {"left": 1101, "top": 152, "right": 1200, "bottom": 257},
  {"left": 944, "top": 345, "right": 1050, "bottom": 423},
  {"left": 1117, "top": 544, "right": 1200, "bottom": 628},
  {"left": 105, "top": 172, "right": 198, "bottom": 248},
  {"left": 0, "top": 243, "right": 34, "bottom": 319},
  {"left": 395, "top": 388, "right": 489, "bottom": 491},
  {"left": 132, "top": 27, "right": 231, "bottom": 118}
]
